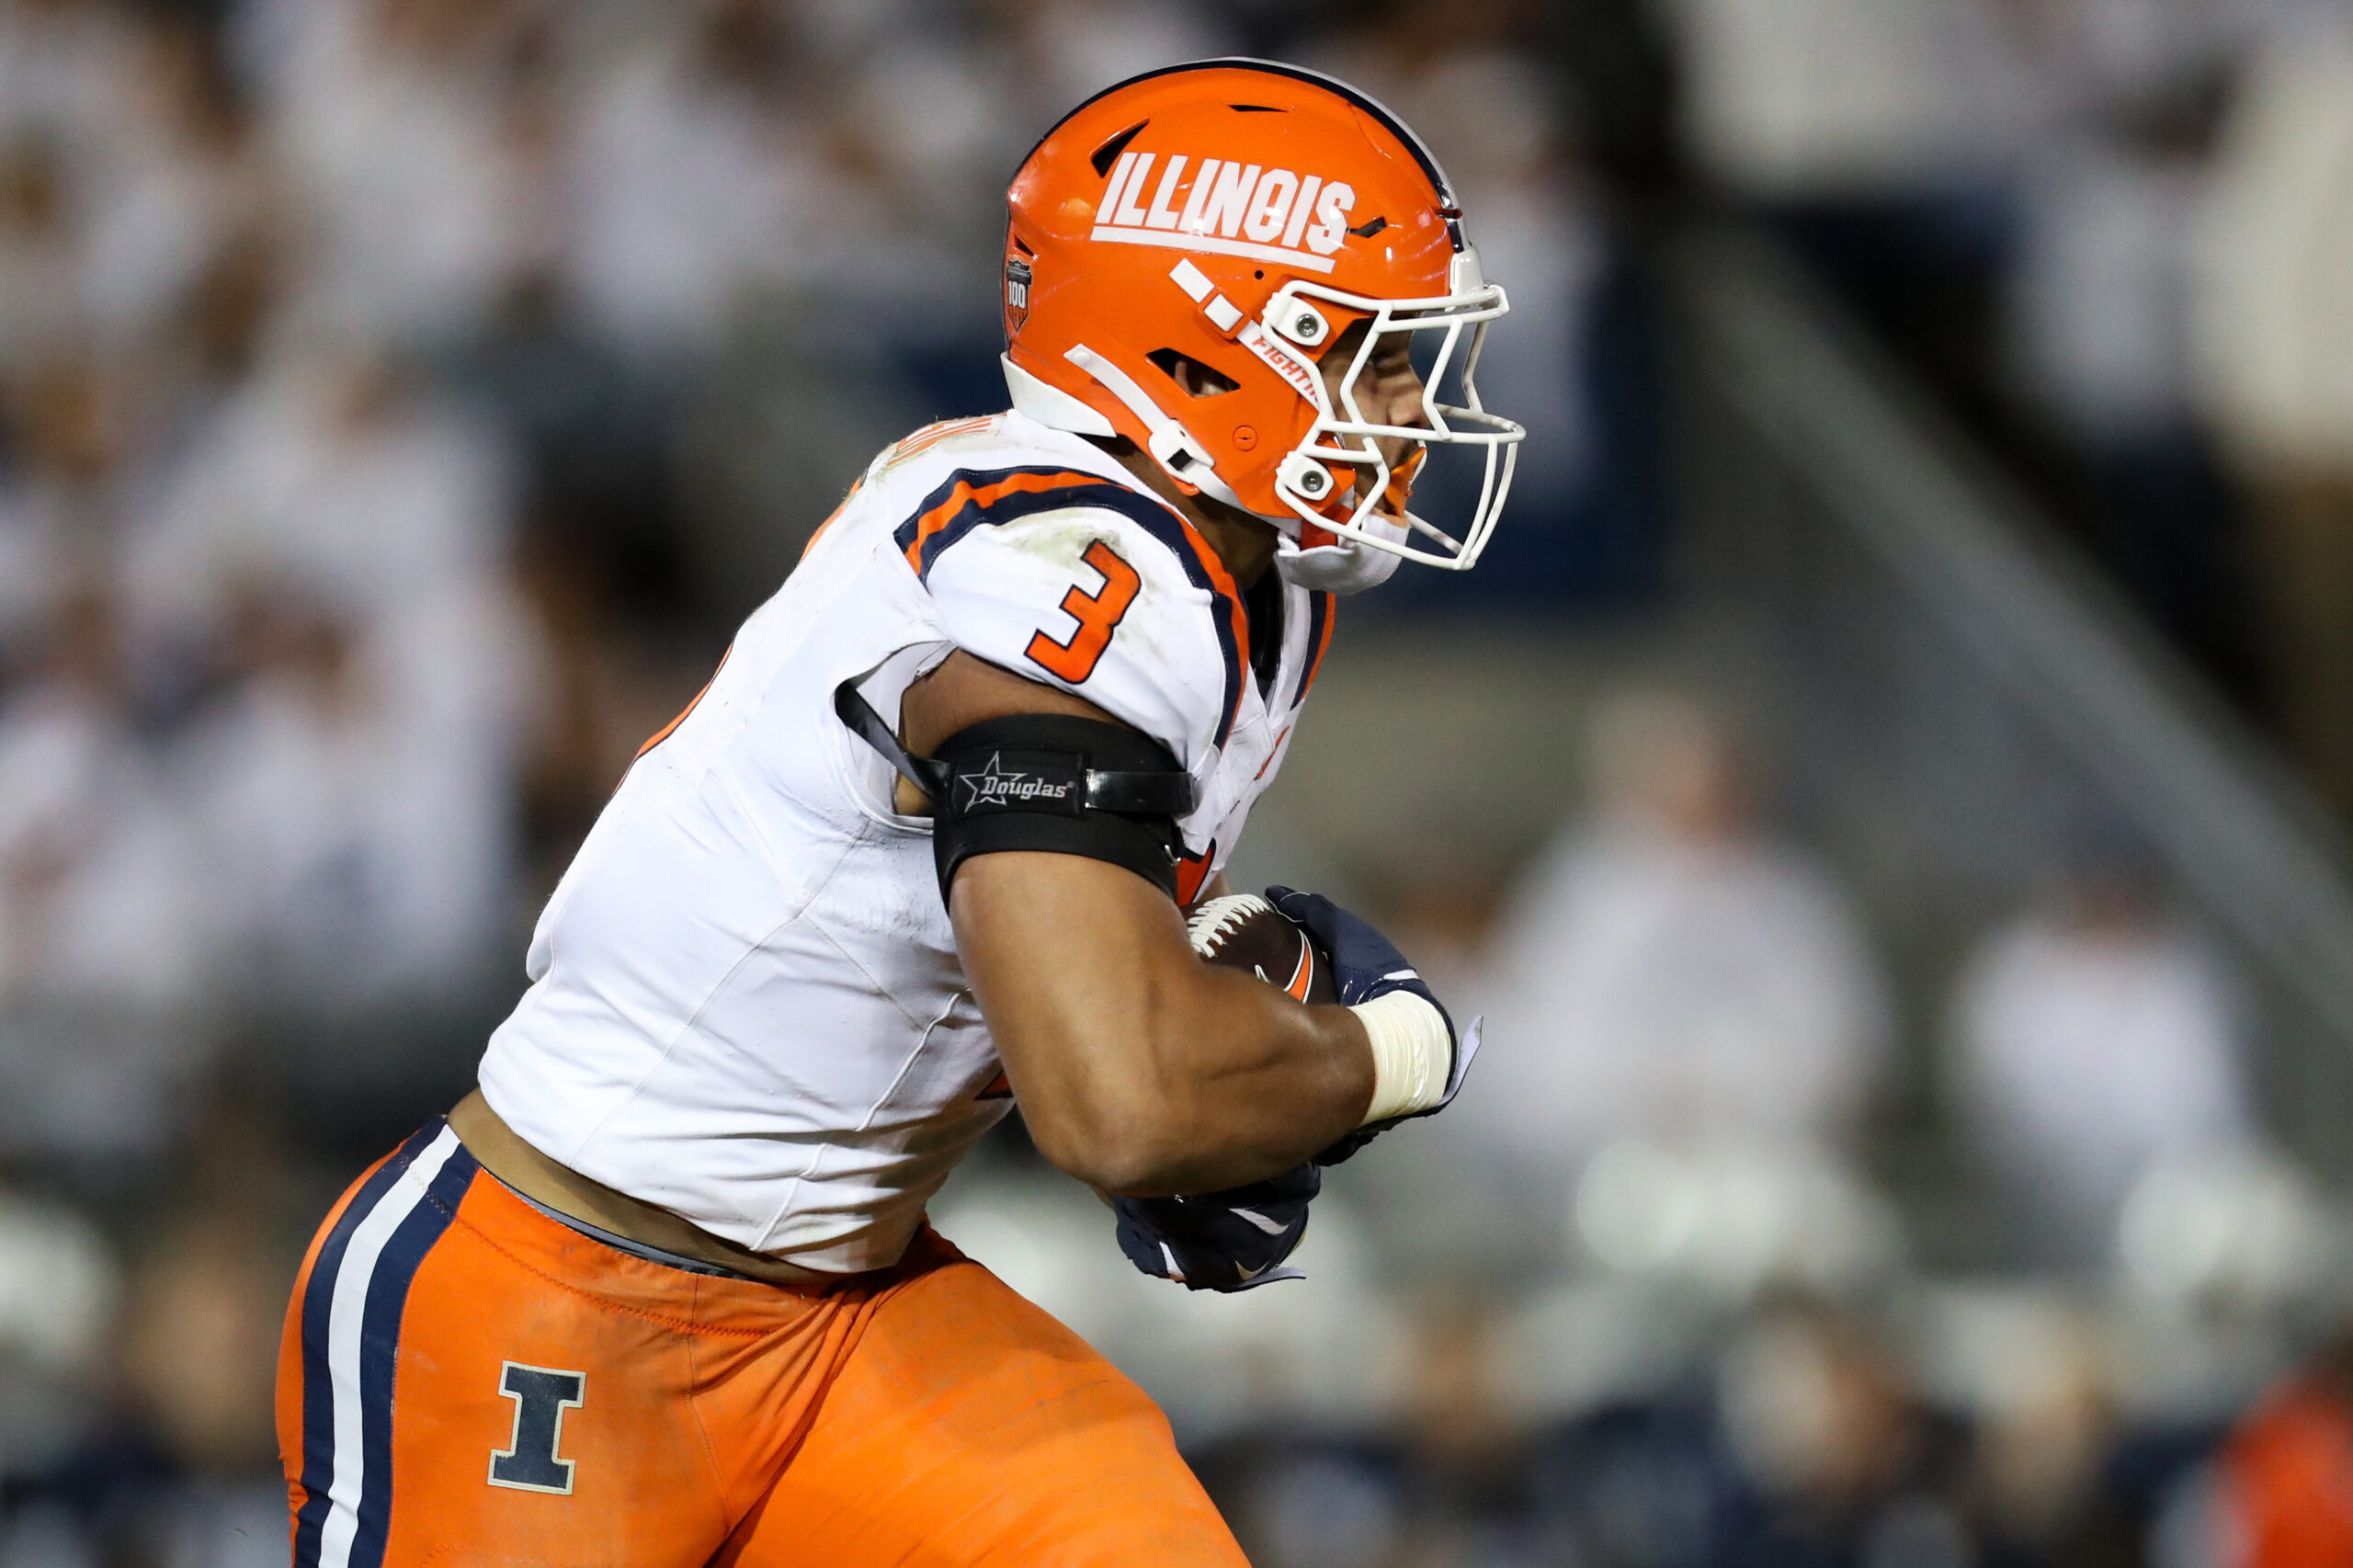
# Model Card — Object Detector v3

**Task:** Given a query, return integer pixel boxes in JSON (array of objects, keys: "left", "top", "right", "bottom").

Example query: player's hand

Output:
[
  {"left": 1265, "top": 886, "right": 1482, "bottom": 1165},
  {"left": 1111, "top": 1162, "right": 1318, "bottom": 1291}
]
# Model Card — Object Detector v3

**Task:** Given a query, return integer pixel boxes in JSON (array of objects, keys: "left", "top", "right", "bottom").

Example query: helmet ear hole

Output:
[{"left": 1144, "top": 348, "right": 1240, "bottom": 399}]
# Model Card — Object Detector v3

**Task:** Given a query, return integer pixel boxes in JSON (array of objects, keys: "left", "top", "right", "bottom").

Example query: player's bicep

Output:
[
  {"left": 950, "top": 848, "right": 1192, "bottom": 1095},
  {"left": 951, "top": 845, "right": 1234, "bottom": 1192},
  {"left": 905, "top": 662, "right": 1200, "bottom": 1180}
]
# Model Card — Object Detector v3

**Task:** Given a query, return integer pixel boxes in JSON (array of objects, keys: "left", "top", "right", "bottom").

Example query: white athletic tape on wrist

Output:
[{"left": 1354, "top": 990, "right": 1451, "bottom": 1124}]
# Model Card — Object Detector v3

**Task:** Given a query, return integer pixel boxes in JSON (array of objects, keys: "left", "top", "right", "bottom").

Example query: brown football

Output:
[{"left": 1187, "top": 893, "right": 1337, "bottom": 1005}]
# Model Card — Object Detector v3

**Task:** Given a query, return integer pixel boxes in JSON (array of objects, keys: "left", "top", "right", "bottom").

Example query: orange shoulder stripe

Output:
[{"left": 900, "top": 469, "right": 1108, "bottom": 574}]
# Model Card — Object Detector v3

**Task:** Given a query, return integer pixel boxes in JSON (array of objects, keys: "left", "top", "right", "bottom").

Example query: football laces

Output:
[{"left": 1184, "top": 892, "right": 1277, "bottom": 956}]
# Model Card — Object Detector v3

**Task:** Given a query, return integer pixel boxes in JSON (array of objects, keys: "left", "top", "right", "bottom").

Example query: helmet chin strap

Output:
[
  {"left": 1003, "top": 354, "right": 1116, "bottom": 437},
  {"left": 1058, "top": 346, "right": 1258, "bottom": 517}
]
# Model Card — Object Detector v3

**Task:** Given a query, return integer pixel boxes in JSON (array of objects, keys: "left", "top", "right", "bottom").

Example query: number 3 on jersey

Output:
[{"left": 1025, "top": 540, "right": 1140, "bottom": 684}]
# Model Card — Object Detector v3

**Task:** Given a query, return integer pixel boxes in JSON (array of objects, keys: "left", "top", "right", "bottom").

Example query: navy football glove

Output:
[
  {"left": 1112, "top": 1162, "right": 1319, "bottom": 1292},
  {"left": 1266, "top": 885, "right": 1483, "bottom": 1165}
]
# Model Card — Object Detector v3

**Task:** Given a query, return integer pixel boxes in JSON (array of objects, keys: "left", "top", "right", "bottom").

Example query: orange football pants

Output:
[{"left": 276, "top": 1122, "right": 1248, "bottom": 1567}]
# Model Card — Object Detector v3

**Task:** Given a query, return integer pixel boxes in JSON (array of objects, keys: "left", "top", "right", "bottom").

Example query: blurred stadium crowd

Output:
[{"left": 3, "top": 0, "right": 2353, "bottom": 1563}]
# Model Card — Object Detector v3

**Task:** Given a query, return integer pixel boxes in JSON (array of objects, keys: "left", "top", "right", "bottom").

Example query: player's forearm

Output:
[
  {"left": 955, "top": 855, "right": 1374, "bottom": 1194},
  {"left": 996, "top": 953, "right": 1374, "bottom": 1195},
  {"left": 1086, "top": 964, "right": 1375, "bottom": 1194}
]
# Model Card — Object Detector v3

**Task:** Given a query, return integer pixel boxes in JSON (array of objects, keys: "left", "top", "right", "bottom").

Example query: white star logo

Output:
[
  {"left": 954, "top": 754, "right": 1075, "bottom": 812},
  {"left": 956, "top": 754, "right": 1019, "bottom": 812}
]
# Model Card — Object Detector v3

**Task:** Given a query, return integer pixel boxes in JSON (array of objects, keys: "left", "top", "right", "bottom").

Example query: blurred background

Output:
[{"left": 6, "top": 0, "right": 2353, "bottom": 1562}]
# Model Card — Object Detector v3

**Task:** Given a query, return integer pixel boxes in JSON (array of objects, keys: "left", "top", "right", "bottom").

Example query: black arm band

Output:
[
  {"left": 928, "top": 714, "right": 1189, "bottom": 901},
  {"left": 832, "top": 682, "right": 1196, "bottom": 903}
]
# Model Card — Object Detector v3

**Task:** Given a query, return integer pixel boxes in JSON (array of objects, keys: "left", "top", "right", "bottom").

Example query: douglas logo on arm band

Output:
[{"left": 957, "top": 755, "right": 1084, "bottom": 814}]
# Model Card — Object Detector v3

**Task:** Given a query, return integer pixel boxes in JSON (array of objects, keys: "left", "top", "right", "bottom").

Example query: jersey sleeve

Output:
[{"left": 898, "top": 469, "right": 1245, "bottom": 779}]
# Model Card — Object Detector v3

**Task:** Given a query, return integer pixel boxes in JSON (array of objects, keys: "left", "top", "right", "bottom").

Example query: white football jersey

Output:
[{"left": 476, "top": 411, "right": 1336, "bottom": 1272}]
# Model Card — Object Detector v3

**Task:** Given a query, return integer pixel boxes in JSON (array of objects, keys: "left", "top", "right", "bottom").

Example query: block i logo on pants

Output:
[{"left": 489, "top": 1362, "right": 585, "bottom": 1494}]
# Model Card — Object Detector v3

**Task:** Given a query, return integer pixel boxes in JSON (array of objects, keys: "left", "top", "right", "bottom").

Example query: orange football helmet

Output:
[{"left": 1002, "top": 59, "right": 1522, "bottom": 585}]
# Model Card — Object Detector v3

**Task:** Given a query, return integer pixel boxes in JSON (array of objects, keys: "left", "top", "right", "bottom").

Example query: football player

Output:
[{"left": 278, "top": 59, "right": 1521, "bottom": 1567}]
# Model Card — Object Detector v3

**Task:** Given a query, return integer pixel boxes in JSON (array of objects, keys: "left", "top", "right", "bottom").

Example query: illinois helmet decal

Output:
[{"left": 1002, "top": 59, "right": 1524, "bottom": 579}]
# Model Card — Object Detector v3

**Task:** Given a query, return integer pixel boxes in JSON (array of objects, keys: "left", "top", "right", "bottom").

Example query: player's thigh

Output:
[
  {"left": 279, "top": 1128, "right": 734, "bottom": 1568},
  {"left": 722, "top": 1246, "right": 1246, "bottom": 1568}
]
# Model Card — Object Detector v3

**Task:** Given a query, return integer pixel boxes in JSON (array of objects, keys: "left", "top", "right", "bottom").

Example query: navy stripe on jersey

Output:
[
  {"left": 895, "top": 466, "right": 1110, "bottom": 577},
  {"left": 1293, "top": 590, "right": 1333, "bottom": 709},
  {"left": 895, "top": 466, "right": 1248, "bottom": 748},
  {"left": 294, "top": 1124, "right": 478, "bottom": 1568}
]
